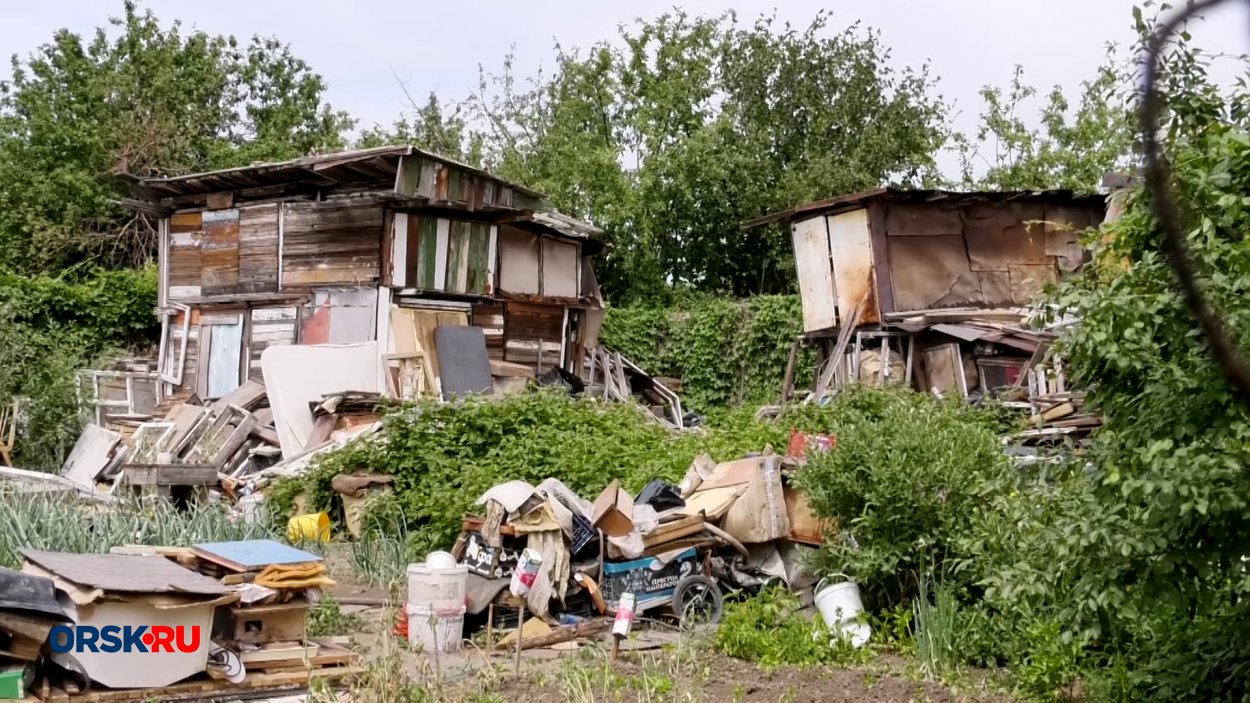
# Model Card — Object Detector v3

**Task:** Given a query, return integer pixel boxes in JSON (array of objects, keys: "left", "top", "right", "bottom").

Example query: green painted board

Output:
[
  {"left": 446, "top": 221, "right": 471, "bottom": 292},
  {"left": 395, "top": 156, "right": 422, "bottom": 197},
  {"left": 0, "top": 664, "right": 31, "bottom": 700},
  {"left": 467, "top": 223, "right": 491, "bottom": 294},
  {"left": 416, "top": 216, "right": 439, "bottom": 289}
]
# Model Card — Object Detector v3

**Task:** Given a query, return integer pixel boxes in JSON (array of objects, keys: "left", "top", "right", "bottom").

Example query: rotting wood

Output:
[{"left": 494, "top": 618, "right": 610, "bottom": 652}]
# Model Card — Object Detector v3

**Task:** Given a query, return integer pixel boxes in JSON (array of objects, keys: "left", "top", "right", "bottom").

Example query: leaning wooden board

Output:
[{"left": 37, "top": 666, "right": 364, "bottom": 703}]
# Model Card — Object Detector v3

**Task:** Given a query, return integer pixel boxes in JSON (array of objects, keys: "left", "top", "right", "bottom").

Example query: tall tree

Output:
[
  {"left": 0, "top": 1, "right": 353, "bottom": 273},
  {"left": 357, "top": 91, "right": 483, "bottom": 164},
  {"left": 471, "top": 11, "right": 948, "bottom": 302}
]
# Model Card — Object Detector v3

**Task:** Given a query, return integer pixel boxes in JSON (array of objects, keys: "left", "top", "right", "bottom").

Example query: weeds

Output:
[
  {"left": 308, "top": 595, "right": 365, "bottom": 638},
  {"left": 715, "top": 587, "right": 872, "bottom": 668}
]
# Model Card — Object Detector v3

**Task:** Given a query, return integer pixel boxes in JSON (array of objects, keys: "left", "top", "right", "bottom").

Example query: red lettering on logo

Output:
[
  {"left": 149, "top": 626, "right": 175, "bottom": 653},
  {"left": 174, "top": 626, "right": 201, "bottom": 653}
]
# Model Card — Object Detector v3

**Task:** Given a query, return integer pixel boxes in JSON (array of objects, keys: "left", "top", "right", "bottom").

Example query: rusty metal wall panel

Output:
[
  {"left": 977, "top": 271, "right": 1013, "bottom": 306},
  {"left": 827, "top": 209, "right": 879, "bottom": 324},
  {"left": 1007, "top": 264, "right": 1058, "bottom": 303},
  {"left": 884, "top": 203, "right": 963, "bottom": 237},
  {"left": 1043, "top": 204, "right": 1094, "bottom": 272},
  {"left": 791, "top": 216, "right": 838, "bottom": 333},
  {"left": 962, "top": 202, "right": 1048, "bottom": 270},
  {"left": 889, "top": 234, "right": 982, "bottom": 311}
]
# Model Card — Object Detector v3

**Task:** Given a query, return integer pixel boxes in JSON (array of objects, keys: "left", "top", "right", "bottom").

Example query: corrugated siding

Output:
[{"left": 281, "top": 201, "right": 383, "bottom": 287}]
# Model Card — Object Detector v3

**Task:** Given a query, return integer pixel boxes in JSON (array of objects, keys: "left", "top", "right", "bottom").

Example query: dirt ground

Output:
[{"left": 319, "top": 544, "right": 1012, "bottom": 703}]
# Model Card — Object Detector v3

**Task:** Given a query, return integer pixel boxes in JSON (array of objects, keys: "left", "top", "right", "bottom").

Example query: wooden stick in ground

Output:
[
  {"left": 486, "top": 603, "right": 495, "bottom": 652},
  {"left": 611, "top": 633, "right": 622, "bottom": 661},
  {"left": 514, "top": 602, "right": 524, "bottom": 675}
]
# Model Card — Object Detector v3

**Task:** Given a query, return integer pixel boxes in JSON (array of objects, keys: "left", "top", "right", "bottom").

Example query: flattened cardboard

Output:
[
  {"left": 719, "top": 454, "right": 791, "bottom": 544},
  {"left": 591, "top": 480, "right": 635, "bottom": 537}
]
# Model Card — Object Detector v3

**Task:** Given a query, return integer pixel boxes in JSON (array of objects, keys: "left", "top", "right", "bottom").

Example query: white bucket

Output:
[
  {"left": 814, "top": 579, "right": 871, "bottom": 648},
  {"left": 407, "top": 560, "right": 468, "bottom": 610},
  {"left": 408, "top": 604, "right": 466, "bottom": 654}
]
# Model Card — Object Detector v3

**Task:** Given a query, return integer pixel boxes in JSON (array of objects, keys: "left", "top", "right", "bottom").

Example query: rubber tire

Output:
[{"left": 673, "top": 575, "right": 724, "bottom": 626}]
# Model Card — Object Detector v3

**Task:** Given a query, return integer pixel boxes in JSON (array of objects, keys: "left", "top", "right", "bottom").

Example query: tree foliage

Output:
[
  {"left": 0, "top": 1, "right": 353, "bottom": 272},
  {"left": 470, "top": 11, "right": 948, "bottom": 302}
]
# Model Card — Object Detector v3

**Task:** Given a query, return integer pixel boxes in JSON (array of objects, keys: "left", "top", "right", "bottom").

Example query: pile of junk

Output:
[{"left": 400, "top": 431, "right": 871, "bottom": 656}]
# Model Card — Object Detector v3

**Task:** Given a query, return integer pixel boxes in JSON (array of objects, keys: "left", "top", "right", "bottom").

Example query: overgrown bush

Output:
[
  {"left": 600, "top": 295, "right": 817, "bottom": 409},
  {"left": 0, "top": 267, "right": 159, "bottom": 468},
  {"left": 273, "top": 391, "right": 845, "bottom": 554},
  {"left": 796, "top": 389, "right": 1013, "bottom": 608}
]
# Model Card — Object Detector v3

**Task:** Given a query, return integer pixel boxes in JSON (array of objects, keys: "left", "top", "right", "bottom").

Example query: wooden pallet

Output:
[{"left": 37, "top": 665, "right": 365, "bottom": 703}]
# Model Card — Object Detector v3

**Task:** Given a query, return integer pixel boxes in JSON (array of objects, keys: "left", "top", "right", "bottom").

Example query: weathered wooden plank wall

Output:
[{"left": 281, "top": 201, "right": 383, "bottom": 288}]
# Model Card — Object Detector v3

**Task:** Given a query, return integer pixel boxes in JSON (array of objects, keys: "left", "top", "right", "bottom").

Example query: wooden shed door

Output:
[{"left": 791, "top": 217, "right": 838, "bottom": 333}]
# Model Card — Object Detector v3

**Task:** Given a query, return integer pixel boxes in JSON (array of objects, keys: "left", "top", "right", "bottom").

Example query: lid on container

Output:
[{"left": 425, "top": 551, "right": 457, "bottom": 569}]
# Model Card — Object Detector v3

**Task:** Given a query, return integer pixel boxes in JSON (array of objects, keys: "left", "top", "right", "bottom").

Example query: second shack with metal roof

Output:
[{"left": 745, "top": 187, "right": 1107, "bottom": 406}]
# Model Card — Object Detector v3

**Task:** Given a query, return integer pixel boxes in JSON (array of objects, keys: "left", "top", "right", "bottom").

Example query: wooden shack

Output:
[
  {"left": 746, "top": 188, "right": 1108, "bottom": 403},
  {"left": 122, "top": 145, "right": 605, "bottom": 403},
  {"left": 745, "top": 188, "right": 1106, "bottom": 336}
]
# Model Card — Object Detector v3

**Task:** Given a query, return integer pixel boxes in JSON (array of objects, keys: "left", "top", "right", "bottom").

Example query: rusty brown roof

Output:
[{"left": 741, "top": 187, "right": 1107, "bottom": 229}]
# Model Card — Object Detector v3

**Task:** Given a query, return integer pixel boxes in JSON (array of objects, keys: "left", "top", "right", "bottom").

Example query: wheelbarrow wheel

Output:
[{"left": 673, "top": 575, "right": 723, "bottom": 627}]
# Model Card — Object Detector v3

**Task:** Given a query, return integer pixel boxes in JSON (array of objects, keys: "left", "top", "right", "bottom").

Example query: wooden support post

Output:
[
  {"left": 514, "top": 602, "right": 525, "bottom": 676},
  {"left": 779, "top": 336, "right": 800, "bottom": 406},
  {"left": 486, "top": 603, "right": 495, "bottom": 653}
]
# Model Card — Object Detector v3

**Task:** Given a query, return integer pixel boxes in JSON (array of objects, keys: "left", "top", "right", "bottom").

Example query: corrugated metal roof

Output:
[
  {"left": 127, "top": 144, "right": 546, "bottom": 201},
  {"left": 741, "top": 187, "right": 1107, "bottom": 229}
]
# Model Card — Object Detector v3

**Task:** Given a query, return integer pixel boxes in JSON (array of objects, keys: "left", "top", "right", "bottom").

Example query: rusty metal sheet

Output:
[
  {"left": 888, "top": 234, "right": 982, "bottom": 311},
  {"left": 977, "top": 271, "right": 1013, "bottom": 306},
  {"left": 1043, "top": 205, "right": 1091, "bottom": 272},
  {"left": 962, "top": 203, "right": 1048, "bottom": 270},
  {"left": 1008, "top": 264, "right": 1058, "bottom": 303}
]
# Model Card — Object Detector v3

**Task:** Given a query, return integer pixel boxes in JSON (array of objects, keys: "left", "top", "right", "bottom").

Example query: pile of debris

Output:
[
  {"left": 0, "top": 539, "right": 359, "bottom": 702},
  {"left": 428, "top": 436, "right": 831, "bottom": 654}
]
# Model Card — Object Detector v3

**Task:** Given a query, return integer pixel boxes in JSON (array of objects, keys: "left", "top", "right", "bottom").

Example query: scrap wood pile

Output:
[
  {"left": 57, "top": 376, "right": 384, "bottom": 501},
  {"left": 0, "top": 539, "right": 360, "bottom": 702},
  {"left": 426, "top": 435, "right": 830, "bottom": 654}
]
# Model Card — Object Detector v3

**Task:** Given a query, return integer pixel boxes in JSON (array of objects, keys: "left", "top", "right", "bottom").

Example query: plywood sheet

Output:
[
  {"left": 888, "top": 234, "right": 982, "bottom": 311},
  {"left": 791, "top": 216, "right": 837, "bottom": 332},
  {"left": 828, "top": 209, "right": 878, "bottom": 324},
  {"left": 22, "top": 550, "right": 229, "bottom": 595},
  {"left": 978, "top": 270, "right": 1013, "bottom": 306},
  {"left": 61, "top": 425, "right": 122, "bottom": 489},
  {"left": 542, "top": 238, "right": 579, "bottom": 298},
  {"left": 1043, "top": 204, "right": 1091, "bottom": 272},
  {"left": 499, "top": 226, "right": 540, "bottom": 295}
]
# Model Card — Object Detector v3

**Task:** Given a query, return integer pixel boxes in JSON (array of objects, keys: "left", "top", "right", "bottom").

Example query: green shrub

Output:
[
  {"left": 275, "top": 392, "right": 854, "bottom": 553},
  {"left": 600, "top": 295, "right": 817, "bottom": 409},
  {"left": 796, "top": 388, "right": 1011, "bottom": 608},
  {"left": 715, "top": 587, "right": 869, "bottom": 667}
]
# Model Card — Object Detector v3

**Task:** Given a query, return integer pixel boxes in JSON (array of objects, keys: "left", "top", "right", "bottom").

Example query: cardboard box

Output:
[
  {"left": 591, "top": 480, "right": 635, "bottom": 537},
  {"left": 720, "top": 454, "right": 791, "bottom": 544}
]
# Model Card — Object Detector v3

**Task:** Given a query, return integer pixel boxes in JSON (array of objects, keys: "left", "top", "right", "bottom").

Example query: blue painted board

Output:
[{"left": 193, "top": 539, "right": 322, "bottom": 572}]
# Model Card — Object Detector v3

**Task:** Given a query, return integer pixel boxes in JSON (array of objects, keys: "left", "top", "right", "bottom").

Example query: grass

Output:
[
  {"left": 0, "top": 489, "right": 276, "bottom": 567},
  {"left": 307, "top": 594, "right": 366, "bottom": 638},
  {"left": 913, "top": 570, "right": 962, "bottom": 681}
]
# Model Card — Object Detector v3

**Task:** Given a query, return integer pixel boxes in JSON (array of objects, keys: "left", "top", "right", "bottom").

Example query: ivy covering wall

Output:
[{"left": 600, "top": 295, "right": 816, "bottom": 410}]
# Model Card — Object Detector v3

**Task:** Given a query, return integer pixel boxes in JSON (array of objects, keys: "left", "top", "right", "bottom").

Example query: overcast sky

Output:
[{"left": 2, "top": 0, "right": 1247, "bottom": 174}]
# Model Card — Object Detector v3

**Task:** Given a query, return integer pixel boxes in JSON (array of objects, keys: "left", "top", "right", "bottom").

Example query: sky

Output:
[{"left": 2, "top": 0, "right": 1247, "bottom": 175}]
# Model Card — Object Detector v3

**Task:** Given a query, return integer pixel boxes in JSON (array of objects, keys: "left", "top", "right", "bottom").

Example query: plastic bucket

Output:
[
  {"left": 407, "top": 562, "right": 468, "bottom": 610},
  {"left": 814, "top": 579, "right": 871, "bottom": 648},
  {"left": 408, "top": 604, "right": 466, "bottom": 654},
  {"left": 286, "top": 512, "right": 331, "bottom": 542}
]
